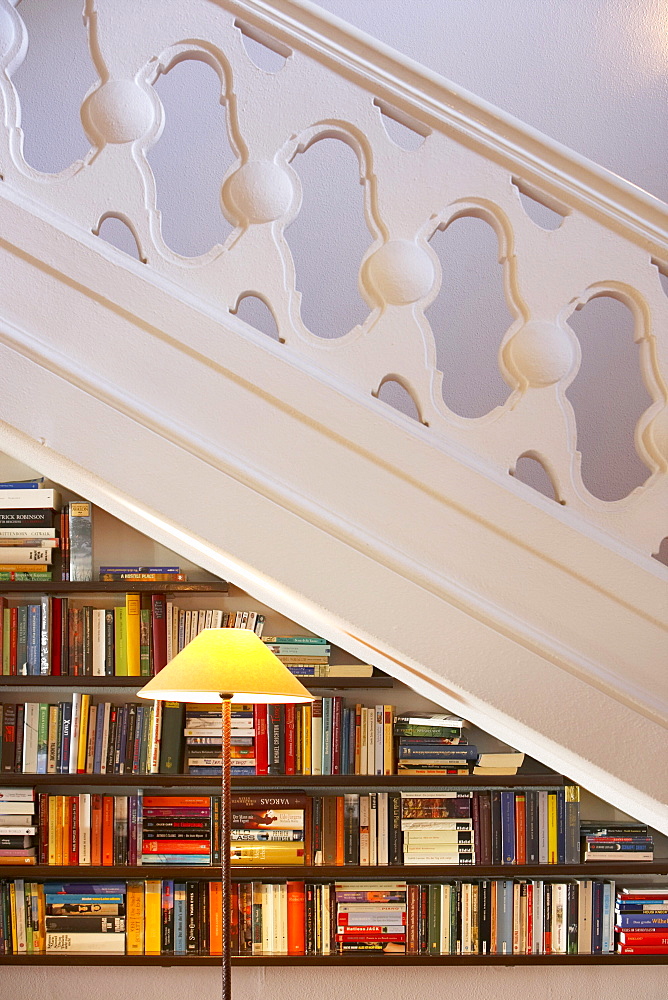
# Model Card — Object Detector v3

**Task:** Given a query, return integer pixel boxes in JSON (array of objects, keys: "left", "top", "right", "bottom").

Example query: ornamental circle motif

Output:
[
  {"left": 364, "top": 240, "right": 435, "bottom": 306},
  {"left": 83, "top": 80, "right": 155, "bottom": 145},
  {"left": 224, "top": 161, "right": 293, "bottom": 225},
  {"left": 507, "top": 320, "right": 575, "bottom": 387}
]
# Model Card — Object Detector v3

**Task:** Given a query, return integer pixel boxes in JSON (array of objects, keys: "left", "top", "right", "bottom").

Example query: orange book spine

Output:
[
  {"left": 102, "top": 795, "right": 114, "bottom": 865},
  {"left": 287, "top": 881, "right": 306, "bottom": 955},
  {"left": 91, "top": 793, "right": 103, "bottom": 866},
  {"left": 209, "top": 881, "right": 223, "bottom": 956},
  {"left": 335, "top": 795, "right": 345, "bottom": 866},
  {"left": 55, "top": 796, "right": 64, "bottom": 866}
]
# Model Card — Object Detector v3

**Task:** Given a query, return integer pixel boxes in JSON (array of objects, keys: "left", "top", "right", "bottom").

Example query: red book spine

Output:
[
  {"left": 331, "top": 697, "right": 342, "bottom": 775},
  {"left": 284, "top": 704, "right": 296, "bottom": 776},
  {"left": 287, "top": 881, "right": 306, "bottom": 956},
  {"left": 9, "top": 607, "right": 18, "bottom": 675},
  {"left": 515, "top": 792, "right": 527, "bottom": 865},
  {"left": 91, "top": 793, "right": 103, "bottom": 866},
  {"left": 38, "top": 792, "right": 49, "bottom": 864},
  {"left": 69, "top": 795, "right": 79, "bottom": 866},
  {"left": 254, "top": 705, "right": 268, "bottom": 776},
  {"left": 617, "top": 944, "right": 668, "bottom": 953},
  {"left": 618, "top": 931, "right": 668, "bottom": 945},
  {"left": 51, "top": 597, "right": 62, "bottom": 676},
  {"left": 335, "top": 795, "right": 344, "bottom": 866},
  {"left": 102, "top": 795, "right": 114, "bottom": 865},
  {"left": 143, "top": 796, "right": 212, "bottom": 808},
  {"left": 151, "top": 594, "right": 167, "bottom": 674}
]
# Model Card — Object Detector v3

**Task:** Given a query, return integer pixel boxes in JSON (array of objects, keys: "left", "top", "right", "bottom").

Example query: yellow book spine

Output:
[
  {"left": 55, "top": 796, "right": 64, "bottom": 866},
  {"left": 48, "top": 797, "right": 57, "bottom": 865},
  {"left": 35, "top": 883, "right": 45, "bottom": 954},
  {"left": 0, "top": 564, "right": 49, "bottom": 572},
  {"left": 77, "top": 694, "right": 90, "bottom": 773},
  {"left": 114, "top": 606, "right": 128, "bottom": 676},
  {"left": 301, "top": 702, "right": 312, "bottom": 775},
  {"left": 547, "top": 792, "right": 558, "bottom": 864},
  {"left": 144, "top": 880, "right": 162, "bottom": 955},
  {"left": 125, "top": 593, "right": 141, "bottom": 677},
  {"left": 126, "top": 880, "right": 145, "bottom": 955},
  {"left": 9, "top": 882, "right": 17, "bottom": 954}
]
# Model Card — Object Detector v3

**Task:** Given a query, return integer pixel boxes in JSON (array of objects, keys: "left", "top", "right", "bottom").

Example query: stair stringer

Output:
[{"left": 0, "top": 192, "right": 666, "bottom": 833}]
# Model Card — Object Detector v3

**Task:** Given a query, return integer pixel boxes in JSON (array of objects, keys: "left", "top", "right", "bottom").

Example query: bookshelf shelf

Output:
[
  {"left": 2, "top": 954, "right": 667, "bottom": 967},
  {"left": 0, "top": 773, "right": 567, "bottom": 787},
  {"left": 0, "top": 675, "right": 393, "bottom": 689},
  {"left": 0, "top": 582, "right": 228, "bottom": 593},
  {"left": 6, "top": 862, "right": 668, "bottom": 878}
]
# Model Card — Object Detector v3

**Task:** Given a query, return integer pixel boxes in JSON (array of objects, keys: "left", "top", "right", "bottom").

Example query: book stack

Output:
[
  {"left": 0, "top": 482, "right": 60, "bottom": 583},
  {"left": 615, "top": 886, "right": 668, "bottom": 955},
  {"left": 231, "top": 793, "right": 306, "bottom": 866},
  {"left": 184, "top": 703, "right": 256, "bottom": 776},
  {"left": 473, "top": 749, "right": 525, "bottom": 776},
  {"left": 141, "top": 795, "right": 217, "bottom": 866},
  {"left": 262, "top": 635, "right": 330, "bottom": 677},
  {"left": 581, "top": 821, "right": 654, "bottom": 862},
  {"left": 0, "top": 786, "right": 36, "bottom": 866},
  {"left": 44, "top": 881, "right": 126, "bottom": 954},
  {"left": 334, "top": 881, "right": 407, "bottom": 953},
  {"left": 400, "top": 792, "right": 475, "bottom": 865},
  {"left": 394, "top": 713, "right": 474, "bottom": 776}
]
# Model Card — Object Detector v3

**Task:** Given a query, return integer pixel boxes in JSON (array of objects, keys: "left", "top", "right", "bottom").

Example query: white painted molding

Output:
[{"left": 0, "top": 191, "right": 666, "bottom": 832}]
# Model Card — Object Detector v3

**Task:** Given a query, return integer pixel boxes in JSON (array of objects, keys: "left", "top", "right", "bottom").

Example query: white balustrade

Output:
[{"left": 0, "top": 0, "right": 666, "bottom": 556}]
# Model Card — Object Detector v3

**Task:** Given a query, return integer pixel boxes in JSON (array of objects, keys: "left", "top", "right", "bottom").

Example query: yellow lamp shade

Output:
[{"left": 136, "top": 627, "right": 315, "bottom": 704}]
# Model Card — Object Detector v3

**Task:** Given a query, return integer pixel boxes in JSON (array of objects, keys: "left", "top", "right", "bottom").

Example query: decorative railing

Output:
[{"left": 0, "top": 0, "right": 666, "bottom": 557}]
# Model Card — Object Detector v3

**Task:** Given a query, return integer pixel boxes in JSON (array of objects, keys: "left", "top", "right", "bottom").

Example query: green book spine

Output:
[
  {"left": 37, "top": 702, "right": 49, "bottom": 773},
  {"left": 139, "top": 609, "right": 151, "bottom": 677},
  {"left": 2, "top": 608, "right": 9, "bottom": 675},
  {"left": 0, "top": 572, "right": 53, "bottom": 582},
  {"left": 139, "top": 702, "right": 153, "bottom": 774},
  {"left": 158, "top": 702, "right": 185, "bottom": 774},
  {"left": 17, "top": 605, "right": 28, "bottom": 676},
  {"left": 114, "top": 606, "right": 128, "bottom": 676},
  {"left": 428, "top": 883, "right": 441, "bottom": 956}
]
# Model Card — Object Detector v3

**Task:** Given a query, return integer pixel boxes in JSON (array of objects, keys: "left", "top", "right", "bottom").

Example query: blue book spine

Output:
[
  {"left": 500, "top": 790, "right": 515, "bottom": 864},
  {"left": 591, "top": 881, "right": 603, "bottom": 953},
  {"left": 601, "top": 883, "right": 612, "bottom": 953},
  {"left": 0, "top": 480, "right": 41, "bottom": 488},
  {"left": 322, "top": 698, "right": 332, "bottom": 776},
  {"left": 556, "top": 789, "right": 566, "bottom": 865},
  {"left": 616, "top": 913, "right": 668, "bottom": 928},
  {"left": 132, "top": 704, "right": 144, "bottom": 773},
  {"left": 174, "top": 884, "right": 187, "bottom": 955},
  {"left": 26, "top": 605, "right": 41, "bottom": 676},
  {"left": 59, "top": 702, "right": 72, "bottom": 774},
  {"left": 93, "top": 704, "right": 105, "bottom": 774}
]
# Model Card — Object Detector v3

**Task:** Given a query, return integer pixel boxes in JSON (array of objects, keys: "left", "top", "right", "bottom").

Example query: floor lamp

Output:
[{"left": 138, "top": 627, "right": 314, "bottom": 999}]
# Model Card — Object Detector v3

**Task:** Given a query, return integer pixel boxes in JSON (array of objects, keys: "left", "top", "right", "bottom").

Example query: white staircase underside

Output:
[{"left": 0, "top": 190, "right": 666, "bottom": 832}]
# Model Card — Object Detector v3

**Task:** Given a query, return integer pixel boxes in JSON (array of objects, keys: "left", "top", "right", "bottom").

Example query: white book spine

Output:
[
  {"left": 85, "top": 704, "right": 97, "bottom": 773},
  {"left": 532, "top": 881, "right": 543, "bottom": 954},
  {"left": 69, "top": 693, "right": 82, "bottom": 774},
  {"left": 79, "top": 793, "right": 91, "bottom": 865},
  {"left": 374, "top": 706, "right": 384, "bottom": 775},
  {"left": 22, "top": 702, "right": 39, "bottom": 773},
  {"left": 92, "top": 609, "right": 105, "bottom": 676},
  {"left": 99, "top": 702, "right": 111, "bottom": 775},
  {"left": 149, "top": 700, "right": 162, "bottom": 774}
]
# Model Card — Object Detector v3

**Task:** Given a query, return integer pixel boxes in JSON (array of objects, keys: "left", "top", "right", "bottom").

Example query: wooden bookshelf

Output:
[
  {"left": 0, "top": 675, "right": 392, "bottom": 689},
  {"left": 2, "top": 954, "right": 666, "bottom": 967},
  {"left": 0, "top": 582, "right": 228, "bottom": 593},
  {"left": 0, "top": 773, "right": 567, "bottom": 787},
  {"left": 5, "top": 862, "right": 667, "bottom": 879}
]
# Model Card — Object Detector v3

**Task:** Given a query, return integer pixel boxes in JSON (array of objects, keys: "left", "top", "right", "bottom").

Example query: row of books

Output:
[
  {"left": 4, "top": 787, "right": 596, "bottom": 869},
  {"left": 2, "top": 878, "right": 666, "bottom": 956},
  {"left": 0, "top": 593, "right": 267, "bottom": 677},
  {"left": 580, "top": 820, "right": 654, "bottom": 862}
]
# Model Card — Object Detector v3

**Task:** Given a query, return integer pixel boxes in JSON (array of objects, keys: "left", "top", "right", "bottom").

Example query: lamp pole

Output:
[{"left": 220, "top": 694, "right": 232, "bottom": 1000}]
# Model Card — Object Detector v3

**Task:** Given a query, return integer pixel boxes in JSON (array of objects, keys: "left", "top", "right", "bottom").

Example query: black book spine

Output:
[
  {"left": 60, "top": 598, "right": 69, "bottom": 676},
  {"left": 419, "top": 883, "right": 428, "bottom": 955},
  {"left": 388, "top": 791, "right": 402, "bottom": 865},
  {"left": 198, "top": 881, "right": 209, "bottom": 955},
  {"left": 105, "top": 706, "right": 118, "bottom": 774},
  {"left": 556, "top": 789, "right": 566, "bottom": 865},
  {"left": 104, "top": 610, "right": 115, "bottom": 676},
  {"left": 543, "top": 882, "right": 552, "bottom": 954},
  {"left": 14, "top": 703, "right": 24, "bottom": 773},
  {"left": 526, "top": 789, "right": 539, "bottom": 864},
  {"left": 566, "top": 882, "right": 579, "bottom": 955},
  {"left": 122, "top": 704, "right": 137, "bottom": 776},
  {"left": 162, "top": 881, "right": 174, "bottom": 955},
  {"left": 343, "top": 793, "right": 359, "bottom": 865},
  {"left": 114, "top": 705, "right": 128, "bottom": 775},
  {"left": 305, "top": 883, "right": 315, "bottom": 956},
  {"left": 490, "top": 790, "right": 502, "bottom": 865},
  {"left": 479, "top": 879, "right": 490, "bottom": 955},
  {"left": 186, "top": 882, "right": 199, "bottom": 953}
]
